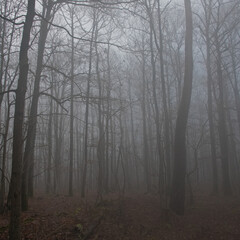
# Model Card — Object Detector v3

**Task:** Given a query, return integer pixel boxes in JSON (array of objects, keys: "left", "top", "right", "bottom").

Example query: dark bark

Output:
[
  {"left": 21, "top": 0, "right": 53, "bottom": 211},
  {"left": 170, "top": 0, "right": 193, "bottom": 215},
  {"left": 9, "top": 0, "right": 35, "bottom": 239}
]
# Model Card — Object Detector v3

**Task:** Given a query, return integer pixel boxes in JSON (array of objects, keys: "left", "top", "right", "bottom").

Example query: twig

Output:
[{"left": 39, "top": 92, "right": 68, "bottom": 112}]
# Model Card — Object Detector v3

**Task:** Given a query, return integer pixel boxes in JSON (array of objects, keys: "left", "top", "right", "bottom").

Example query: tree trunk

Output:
[
  {"left": 0, "top": 94, "right": 11, "bottom": 213},
  {"left": 157, "top": 0, "right": 171, "bottom": 195},
  {"left": 46, "top": 83, "right": 53, "bottom": 194},
  {"left": 69, "top": 6, "right": 74, "bottom": 197},
  {"left": 9, "top": 0, "right": 35, "bottom": 239},
  {"left": 95, "top": 23, "right": 105, "bottom": 201},
  {"left": 0, "top": 0, "right": 7, "bottom": 107},
  {"left": 21, "top": 0, "right": 53, "bottom": 210},
  {"left": 140, "top": 45, "right": 151, "bottom": 192},
  {"left": 81, "top": 11, "right": 96, "bottom": 198},
  {"left": 170, "top": 0, "right": 193, "bottom": 215},
  {"left": 205, "top": 3, "right": 219, "bottom": 194},
  {"left": 215, "top": 34, "right": 232, "bottom": 196}
]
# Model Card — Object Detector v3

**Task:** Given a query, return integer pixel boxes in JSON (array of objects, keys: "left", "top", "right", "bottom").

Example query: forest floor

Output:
[{"left": 0, "top": 192, "right": 240, "bottom": 240}]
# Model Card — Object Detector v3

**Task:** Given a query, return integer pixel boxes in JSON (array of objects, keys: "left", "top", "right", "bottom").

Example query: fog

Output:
[{"left": 0, "top": 0, "right": 240, "bottom": 239}]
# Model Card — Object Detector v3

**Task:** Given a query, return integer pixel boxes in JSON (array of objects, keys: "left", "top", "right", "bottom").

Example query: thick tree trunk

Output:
[
  {"left": 170, "top": 0, "right": 193, "bottom": 215},
  {"left": 21, "top": 0, "right": 53, "bottom": 210},
  {"left": 9, "top": 0, "right": 35, "bottom": 239}
]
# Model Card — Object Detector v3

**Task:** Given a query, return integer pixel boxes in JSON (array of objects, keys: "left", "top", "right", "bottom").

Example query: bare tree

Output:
[
  {"left": 81, "top": 8, "right": 96, "bottom": 198},
  {"left": 68, "top": 5, "right": 74, "bottom": 197},
  {"left": 170, "top": 0, "right": 193, "bottom": 215},
  {"left": 199, "top": 0, "right": 219, "bottom": 194},
  {"left": 21, "top": 0, "right": 55, "bottom": 210},
  {"left": 8, "top": 0, "right": 35, "bottom": 238}
]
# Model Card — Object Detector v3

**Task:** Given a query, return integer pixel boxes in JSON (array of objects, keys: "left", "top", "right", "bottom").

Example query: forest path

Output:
[{"left": 0, "top": 193, "right": 240, "bottom": 239}]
